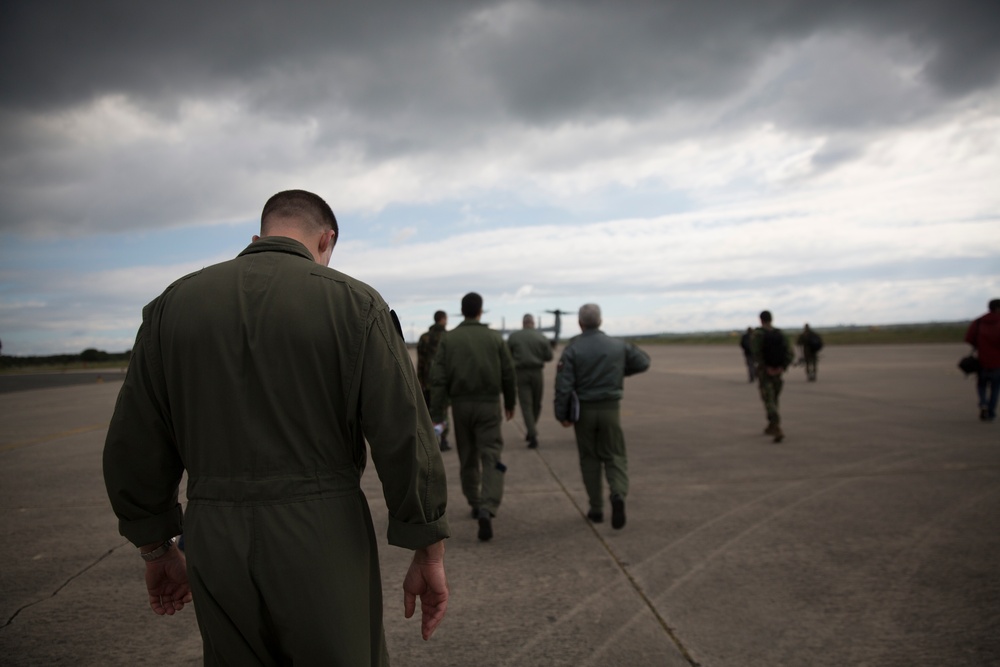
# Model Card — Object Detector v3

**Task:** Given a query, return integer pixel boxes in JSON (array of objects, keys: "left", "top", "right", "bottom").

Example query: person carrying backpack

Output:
[
  {"left": 796, "top": 323, "right": 823, "bottom": 382},
  {"left": 751, "top": 310, "right": 795, "bottom": 442}
]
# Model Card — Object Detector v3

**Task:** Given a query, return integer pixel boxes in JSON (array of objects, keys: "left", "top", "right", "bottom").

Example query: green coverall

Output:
[
  {"left": 506, "top": 327, "right": 554, "bottom": 440},
  {"left": 104, "top": 237, "right": 450, "bottom": 666},
  {"left": 554, "top": 329, "right": 650, "bottom": 513},
  {"left": 429, "top": 319, "right": 516, "bottom": 516}
]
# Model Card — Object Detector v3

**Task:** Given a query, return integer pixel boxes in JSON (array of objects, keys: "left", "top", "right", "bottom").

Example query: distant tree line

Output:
[{"left": 0, "top": 348, "right": 131, "bottom": 370}]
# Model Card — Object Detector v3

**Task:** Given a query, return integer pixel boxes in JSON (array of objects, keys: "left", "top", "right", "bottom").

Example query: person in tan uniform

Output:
[{"left": 104, "top": 190, "right": 450, "bottom": 666}]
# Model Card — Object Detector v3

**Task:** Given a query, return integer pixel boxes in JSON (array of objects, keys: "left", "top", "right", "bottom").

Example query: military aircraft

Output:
[
  {"left": 537, "top": 309, "right": 571, "bottom": 347},
  {"left": 449, "top": 308, "right": 570, "bottom": 347}
]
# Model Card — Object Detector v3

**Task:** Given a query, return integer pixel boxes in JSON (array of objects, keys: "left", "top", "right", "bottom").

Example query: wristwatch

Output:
[{"left": 140, "top": 536, "right": 176, "bottom": 561}]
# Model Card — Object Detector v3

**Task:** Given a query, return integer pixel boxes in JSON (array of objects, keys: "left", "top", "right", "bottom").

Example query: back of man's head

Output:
[
  {"left": 261, "top": 190, "right": 339, "bottom": 244},
  {"left": 760, "top": 310, "right": 773, "bottom": 324},
  {"left": 434, "top": 310, "right": 447, "bottom": 324},
  {"left": 990, "top": 299, "right": 1000, "bottom": 313},
  {"left": 579, "top": 303, "right": 601, "bottom": 330},
  {"left": 522, "top": 314, "right": 535, "bottom": 328},
  {"left": 461, "top": 293, "right": 483, "bottom": 319}
]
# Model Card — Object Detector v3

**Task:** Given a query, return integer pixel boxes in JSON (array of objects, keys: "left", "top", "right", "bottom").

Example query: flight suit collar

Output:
[{"left": 238, "top": 236, "right": 315, "bottom": 262}]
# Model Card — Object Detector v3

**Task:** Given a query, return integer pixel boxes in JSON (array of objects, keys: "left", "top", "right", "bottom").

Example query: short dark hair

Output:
[
  {"left": 990, "top": 299, "right": 1000, "bottom": 313},
  {"left": 434, "top": 310, "right": 447, "bottom": 324},
  {"left": 261, "top": 190, "right": 339, "bottom": 243},
  {"left": 759, "top": 310, "right": 773, "bottom": 324},
  {"left": 461, "top": 293, "right": 483, "bottom": 318}
]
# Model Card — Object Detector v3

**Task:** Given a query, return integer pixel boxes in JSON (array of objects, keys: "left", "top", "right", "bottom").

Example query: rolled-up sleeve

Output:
[
  {"left": 103, "top": 307, "right": 184, "bottom": 547},
  {"left": 361, "top": 305, "right": 450, "bottom": 550}
]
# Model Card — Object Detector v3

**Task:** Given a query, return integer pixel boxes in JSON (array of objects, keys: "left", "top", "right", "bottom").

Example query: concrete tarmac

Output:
[{"left": 1, "top": 344, "right": 997, "bottom": 666}]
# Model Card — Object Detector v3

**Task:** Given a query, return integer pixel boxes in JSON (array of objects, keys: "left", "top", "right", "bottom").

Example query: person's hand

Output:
[
  {"left": 144, "top": 546, "right": 192, "bottom": 615},
  {"left": 403, "top": 540, "right": 448, "bottom": 640},
  {"left": 561, "top": 420, "right": 572, "bottom": 428},
  {"left": 504, "top": 409, "right": 515, "bottom": 421}
]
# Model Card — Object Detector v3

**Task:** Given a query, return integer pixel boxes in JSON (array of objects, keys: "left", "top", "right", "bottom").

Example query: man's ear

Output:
[{"left": 319, "top": 229, "right": 336, "bottom": 254}]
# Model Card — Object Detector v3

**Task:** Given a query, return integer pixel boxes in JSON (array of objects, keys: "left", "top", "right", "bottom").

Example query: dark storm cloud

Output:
[
  {"left": 0, "top": 0, "right": 997, "bottom": 236},
  {"left": 2, "top": 0, "right": 996, "bottom": 120}
]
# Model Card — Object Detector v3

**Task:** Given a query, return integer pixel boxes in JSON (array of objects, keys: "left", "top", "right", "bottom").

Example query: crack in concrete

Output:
[{"left": 2, "top": 543, "right": 123, "bottom": 629}]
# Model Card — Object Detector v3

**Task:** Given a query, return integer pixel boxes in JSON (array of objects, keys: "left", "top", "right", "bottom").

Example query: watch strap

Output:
[{"left": 140, "top": 537, "right": 176, "bottom": 561}]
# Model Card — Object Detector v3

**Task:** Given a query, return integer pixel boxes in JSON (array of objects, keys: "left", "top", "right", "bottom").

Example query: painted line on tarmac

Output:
[
  {"left": 531, "top": 447, "right": 702, "bottom": 667},
  {"left": 0, "top": 424, "right": 107, "bottom": 452}
]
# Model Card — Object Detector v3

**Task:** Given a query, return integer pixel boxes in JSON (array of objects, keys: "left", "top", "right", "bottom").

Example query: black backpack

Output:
[
  {"left": 762, "top": 328, "right": 788, "bottom": 368},
  {"left": 807, "top": 331, "right": 824, "bottom": 352}
]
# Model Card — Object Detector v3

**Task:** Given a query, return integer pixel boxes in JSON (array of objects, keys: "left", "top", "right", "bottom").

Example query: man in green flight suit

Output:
[
  {"left": 507, "top": 313, "right": 554, "bottom": 449},
  {"left": 751, "top": 310, "right": 795, "bottom": 442},
  {"left": 417, "top": 310, "right": 450, "bottom": 450},
  {"left": 554, "top": 304, "right": 650, "bottom": 529},
  {"left": 430, "top": 292, "right": 516, "bottom": 542},
  {"left": 103, "top": 190, "right": 450, "bottom": 666}
]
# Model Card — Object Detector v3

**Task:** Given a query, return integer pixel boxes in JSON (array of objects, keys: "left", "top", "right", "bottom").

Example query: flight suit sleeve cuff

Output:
[
  {"left": 387, "top": 514, "right": 451, "bottom": 550},
  {"left": 117, "top": 504, "right": 183, "bottom": 547}
]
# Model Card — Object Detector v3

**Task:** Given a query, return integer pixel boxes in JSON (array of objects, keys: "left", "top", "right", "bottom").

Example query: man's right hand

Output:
[
  {"left": 403, "top": 540, "right": 448, "bottom": 640},
  {"left": 143, "top": 545, "right": 192, "bottom": 616}
]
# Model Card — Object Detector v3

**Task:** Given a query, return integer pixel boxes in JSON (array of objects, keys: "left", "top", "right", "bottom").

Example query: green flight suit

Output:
[
  {"left": 554, "top": 329, "right": 650, "bottom": 513},
  {"left": 507, "top": 327, "right": 554, "bottom": 440},
  {"left": 429, "top": 319, "right": 516, "bottom": 516},
  {"left": 103, "top": 236, "right": 449, "bottom": 667}
]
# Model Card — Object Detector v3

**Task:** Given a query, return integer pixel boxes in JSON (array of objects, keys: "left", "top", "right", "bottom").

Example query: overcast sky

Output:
[{"left": 1, "top": 1, "right": 998, "bottom": 355}]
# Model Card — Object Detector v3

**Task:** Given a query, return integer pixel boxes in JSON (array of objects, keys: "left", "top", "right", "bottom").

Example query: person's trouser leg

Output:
[
  {"left": 758, "top": 373, "right": 783, "bottom": 425},
  {"left": 517, "top": 374, "right": 536, "bottom": 439},
  {"left": 187, "top": 491, "right": 387, "bottom": 666},
  {"left": 574, "top": 407, "right": 604, "bottom": 512},
  {"left": 593, "top": 404, "right": 628, "bottom": 499},
  {"left": 451, "top": 402, "right": 482, "bottom": 510},
  {"left": 981, "top": 368, "right": 1000, "bottom": 419},
  {"left": 473, "top": 401, "right": 506, "bottom": 516},
  {"left": 529, "top": 369, "right": 544, "bottom": 436},
  {"left": 517, "top": 368, "right": 544, "bottom": 439}
]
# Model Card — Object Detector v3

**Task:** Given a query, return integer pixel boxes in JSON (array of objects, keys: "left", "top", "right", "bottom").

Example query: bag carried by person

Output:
[
  {"left": 762, "top": 328, "right": 789, "bottom": 368},
  {"left": 958, "top": 354, "right": 980, "bottom": 376},
  {"left": 806, "top": 331, "right": 824, "bottom": 352}
]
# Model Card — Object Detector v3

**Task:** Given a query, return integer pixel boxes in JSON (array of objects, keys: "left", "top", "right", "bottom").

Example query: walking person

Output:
[
  {"left": 103, "top": 190, "right": 450, "bottom": 666},
  {"left": 554, "top": 304, "right": 650, "bottom": 529},
  {"left": 796, "top": 323, "right": 823, "bottom": 382},
  {"left": 430, "top": 292, "right": 516, "bottom": 541},
  {"left": 418, "top": 310, "right": 451, "bottom": 450},
  {"left": 752, "top": 310, "right": 795, "bottom": 442},
  {"left": 965, "top": 299, "right": 1000, "bottom": 422},
  {"left": 507, "top": 313, "right": 554, "bottom": 448}
]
